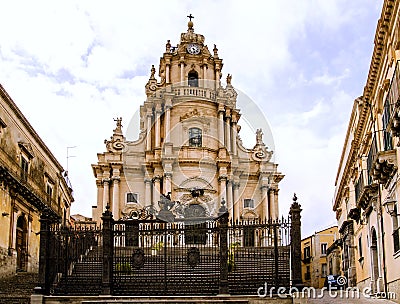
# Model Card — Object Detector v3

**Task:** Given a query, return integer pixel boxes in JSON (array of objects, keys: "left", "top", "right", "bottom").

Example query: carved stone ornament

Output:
[
  {"left": 187, "top": 247, "right": 201, "bottom": 268},
  {"left": 105, "top": 117, "right": 126, "bottom": 152},
  {"left": 180, "top": 108, "right": 202, "bottom": 121},
  {"left": 131, "top": 249, "right": 145, "bottom": 269},
  {"left": 252, "top": 129, "right": 273, "bottom": 161}
]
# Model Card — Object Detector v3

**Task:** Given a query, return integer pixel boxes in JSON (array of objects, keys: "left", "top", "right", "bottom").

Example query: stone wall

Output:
[{"left": 0, "top": 246, "right": 15, "bottom": 279}]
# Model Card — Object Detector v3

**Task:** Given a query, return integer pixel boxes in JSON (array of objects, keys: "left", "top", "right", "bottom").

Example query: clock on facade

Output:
[{"left": 187, "top": 44, "right": 201, "bottom": 55}]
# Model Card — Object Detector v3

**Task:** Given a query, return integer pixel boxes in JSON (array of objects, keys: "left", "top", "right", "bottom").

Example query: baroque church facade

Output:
[{"left": 92, "top": 19, "right": 284, "bottom": 223}]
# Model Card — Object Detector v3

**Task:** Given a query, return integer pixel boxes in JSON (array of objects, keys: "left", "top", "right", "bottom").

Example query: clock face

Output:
[{"left": 187, "top": 44, "right": 201, "bottom": 55}]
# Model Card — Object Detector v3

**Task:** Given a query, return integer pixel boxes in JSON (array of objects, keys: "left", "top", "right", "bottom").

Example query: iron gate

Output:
[{"left": 112, "top": 219, "right": 221, "bottom": 295}]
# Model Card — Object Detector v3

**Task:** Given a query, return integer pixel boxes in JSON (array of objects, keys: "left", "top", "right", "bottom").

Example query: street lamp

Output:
[{"left": 383, "top": 199, "right": 399, "bottom": 216}]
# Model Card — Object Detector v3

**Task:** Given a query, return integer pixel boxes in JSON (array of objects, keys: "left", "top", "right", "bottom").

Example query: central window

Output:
[
  {"left": 188, "top": 71, "right": 198, "bottom": 87},
  {"left": 189, "top": 127, "right": 202, "bottom": 147}
]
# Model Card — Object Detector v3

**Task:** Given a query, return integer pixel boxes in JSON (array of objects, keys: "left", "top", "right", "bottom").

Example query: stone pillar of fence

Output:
[
  {"left": 218, "top": 200, "right": 229, "bottom": 295},
  {"left": 289, "top": 193, "right": 303, "bottom": 288},
  {"left": 34, "top": 210, "right": 52, "bottom": 295},
  {"left": 102, "top": 205, "right": 114, "bottom": 295}
]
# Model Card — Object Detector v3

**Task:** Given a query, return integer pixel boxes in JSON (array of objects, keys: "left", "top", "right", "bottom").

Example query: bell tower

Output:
[{"left": 147, "top": 15, "right": 223, "bottom": 93}]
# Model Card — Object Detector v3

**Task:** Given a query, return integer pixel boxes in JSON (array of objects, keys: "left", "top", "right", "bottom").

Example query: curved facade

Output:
[{"left": 92, "top": 21, "right": 284, "bottom": 223}]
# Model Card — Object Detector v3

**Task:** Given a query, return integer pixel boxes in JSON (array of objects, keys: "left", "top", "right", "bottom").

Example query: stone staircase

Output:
[{"left": 0, "top": 272, "right": 37, "bottom": 304}]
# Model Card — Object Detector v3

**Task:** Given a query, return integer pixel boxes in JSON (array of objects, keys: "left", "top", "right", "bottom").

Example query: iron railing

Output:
[{"left": 35, "top": 201, "right": 302, "bottom": 296}]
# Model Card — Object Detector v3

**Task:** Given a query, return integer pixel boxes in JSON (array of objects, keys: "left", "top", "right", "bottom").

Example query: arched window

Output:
[
  {"left": 188, "top": 71, "right": 198, "bottom": 87},
  {"left": 189, "top": 127, "right": 202, "bottom": 147}
]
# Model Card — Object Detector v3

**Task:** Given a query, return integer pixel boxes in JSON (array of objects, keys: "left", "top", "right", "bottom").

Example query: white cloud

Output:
[{"left": 0, "top": 0, "right": 383, "bottom": 237}]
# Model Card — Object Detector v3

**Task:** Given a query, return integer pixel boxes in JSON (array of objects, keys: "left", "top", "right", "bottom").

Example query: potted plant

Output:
[
  {"left": 151, "top": 241, "right": 164, "bottom": 256},
  {"left": 228, "top": 242, "right": 240, "bottom": 272}
]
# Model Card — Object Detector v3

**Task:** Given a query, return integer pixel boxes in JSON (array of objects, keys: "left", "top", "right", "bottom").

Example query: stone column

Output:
[
  {"left": 274, "top": 189, "right": 279, "bottom": 220},
  {"left": 203, "top": 64, "right": 208, "bottom": 88},
  {"left": 144, "top": 178, "right": 152, "bottom": 207},
  {"left": 218, "top": 176, "right": 227, "bottom": 208},
  {"left": 155, "top": 107, "right": 161, "bottom": 148},
  {"left": 112, "top": 177, "right": 120, "bottom": 219},
  {"left": 261, "top": 185, "right": 269, "bottom": 221},
  {"left": 218, "top": 107, "right": 225, "bottom": 148},
  {"left": 180, "top": 61, "right": 185, "bottom": 84},
  {"left": 165, "top": 105, "right": 171, "bottom": 143},
  {"left": 95, "top": 179, "right": 103, "bottom": 222},
  {"left": 231, "top": 115, "right": 238, "bottom": 156},
  {"left": 152, "top": 176, "right": 161, "bottom": 205},
  {"left": 269, "top": 188, "right": 276, "bottom": 220},
  {"left": 146, "top": 112, "right": 152, "bottom": 151},
  {"left": 225, "top": 111, "right": 231, "bottom": 152},
  {"left": 166, "top": 64, "right": 170, "bottom": 84},
  {"left": 164, "top": 173, "right": 172, "bottom": 194},
  {"left": 103, "top": 178, "right": 110, "bottom": 212},
  {"left": 227, "top": 180, "right": 233, "bottom": 218},
  {"left": 233, "top": 182, "right": 240, "bottom": 221}
]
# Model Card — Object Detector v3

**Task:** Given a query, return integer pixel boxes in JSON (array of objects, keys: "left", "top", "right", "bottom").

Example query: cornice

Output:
[
  {"left": 0, "top": 84, "right": 64, "bottom": 172},
  {"left": 333, "top": 0, "right": 397, "bottom": 211}
]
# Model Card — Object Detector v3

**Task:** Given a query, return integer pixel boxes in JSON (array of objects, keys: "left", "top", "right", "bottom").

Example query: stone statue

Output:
[
  {"left": 256, "top": 128, "right": 263, "bottom": 144},
  {"left": 226, "top": 74, "right": 232, "bottom": 85}
]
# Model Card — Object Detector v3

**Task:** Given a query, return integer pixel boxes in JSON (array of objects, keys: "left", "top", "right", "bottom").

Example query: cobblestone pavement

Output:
[{"left": 297, "top": 289, "right": 397, "bottom": 304}]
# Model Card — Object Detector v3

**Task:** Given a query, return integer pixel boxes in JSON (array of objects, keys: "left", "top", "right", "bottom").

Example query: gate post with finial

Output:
[
  {"left": 218, "top": 198, "right": 229, "bottom": 295},
  {"left": 102, "top": 204, "right": 114, "bottom": 295},
  {"left": 290, "top": 193, "right": 303, "bottom": 288}
]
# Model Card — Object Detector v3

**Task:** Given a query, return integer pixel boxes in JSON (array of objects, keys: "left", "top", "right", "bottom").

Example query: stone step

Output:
[
  {"left": 0, "top": 272, "right": 37, "bottom": 304},
  {"left": 81, "top": 299, "right": 249, "bottom": 304}
]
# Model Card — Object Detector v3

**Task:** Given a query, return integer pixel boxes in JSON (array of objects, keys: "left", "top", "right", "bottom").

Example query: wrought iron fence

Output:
[{"left": 35, "top": 199, "right": 302, "bottom": 296}]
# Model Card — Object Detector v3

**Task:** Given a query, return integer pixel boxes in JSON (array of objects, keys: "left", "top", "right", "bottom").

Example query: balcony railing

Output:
[
  {"left": 387, "top": 60, "right": 400, "bottom": 136},
  {"left": 355, "top": 172, "right": 364, "bottom": 204},
  {"left": 173, "top": 85, "right": 217, "bottom": 101}
]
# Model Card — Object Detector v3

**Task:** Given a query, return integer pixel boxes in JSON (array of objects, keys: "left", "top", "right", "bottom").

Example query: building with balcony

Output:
[
  {"left": 333, "top": 0, "right": 400, "bottom": 298},
  {"left": 301, "top": 226, "right": 339, "bottom": 288},
  {"left": 91, "top": 19, "right": 284, "bottom": 226},
  {"left": 0, "top": 84, "right": 73, "bottom": 278}
]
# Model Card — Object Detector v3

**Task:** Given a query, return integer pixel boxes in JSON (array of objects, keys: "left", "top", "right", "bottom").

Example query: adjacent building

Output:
[
  {"left": 301, "top": 226, "right": 339, "bottom": 288},
  {"left": 91, "top": 19, "right": 284, "bottom": 225},
  {"left": 0, "top": 84, "right": 73, "bottom": 278},
  {"left": 333, "top": 0, "right": 400, "bottom": 299}
]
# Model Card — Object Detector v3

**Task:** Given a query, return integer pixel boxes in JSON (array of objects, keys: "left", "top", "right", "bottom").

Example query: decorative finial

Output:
[
  {"left": 213, "top": 44, "right": 218, "bottom": 57},
  {"left": 293, "top": 193, "right": 297, "bottom": 202},
  {"left": 166, "top": 40, "right": 171, "bottom": 52},
  {"left": 187, "top": 13, "right": 194, "bottom": 29}
]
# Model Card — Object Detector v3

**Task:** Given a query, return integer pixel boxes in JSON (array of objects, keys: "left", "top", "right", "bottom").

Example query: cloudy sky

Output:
[{"left": 0, "top": 1, "right": 383, "bottom": 237}]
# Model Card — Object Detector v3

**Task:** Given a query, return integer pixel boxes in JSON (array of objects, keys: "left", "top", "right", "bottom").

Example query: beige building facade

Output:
[
  {"left": 333, "top": 0, "right": 400, "bottom": 300},
  {"left": 92, "top": 20, "right": 284, "bottom": 224},
  {"left": 0, "top": 84, "right": 73, "bottom": 278},
  {"left": 301, "top": 226, "right": 339, "bottom": 289}
]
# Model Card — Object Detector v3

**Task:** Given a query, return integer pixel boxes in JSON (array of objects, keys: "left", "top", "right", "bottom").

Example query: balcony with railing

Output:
[
  {"left": 354, "top": 169, "right": 378, "bottom": 216},
  {"left": 0, "top": 146, "right": 62, "bottom": 218},
  {"left": 370, "top": 114, "right": 397, "bottom": 188}
]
